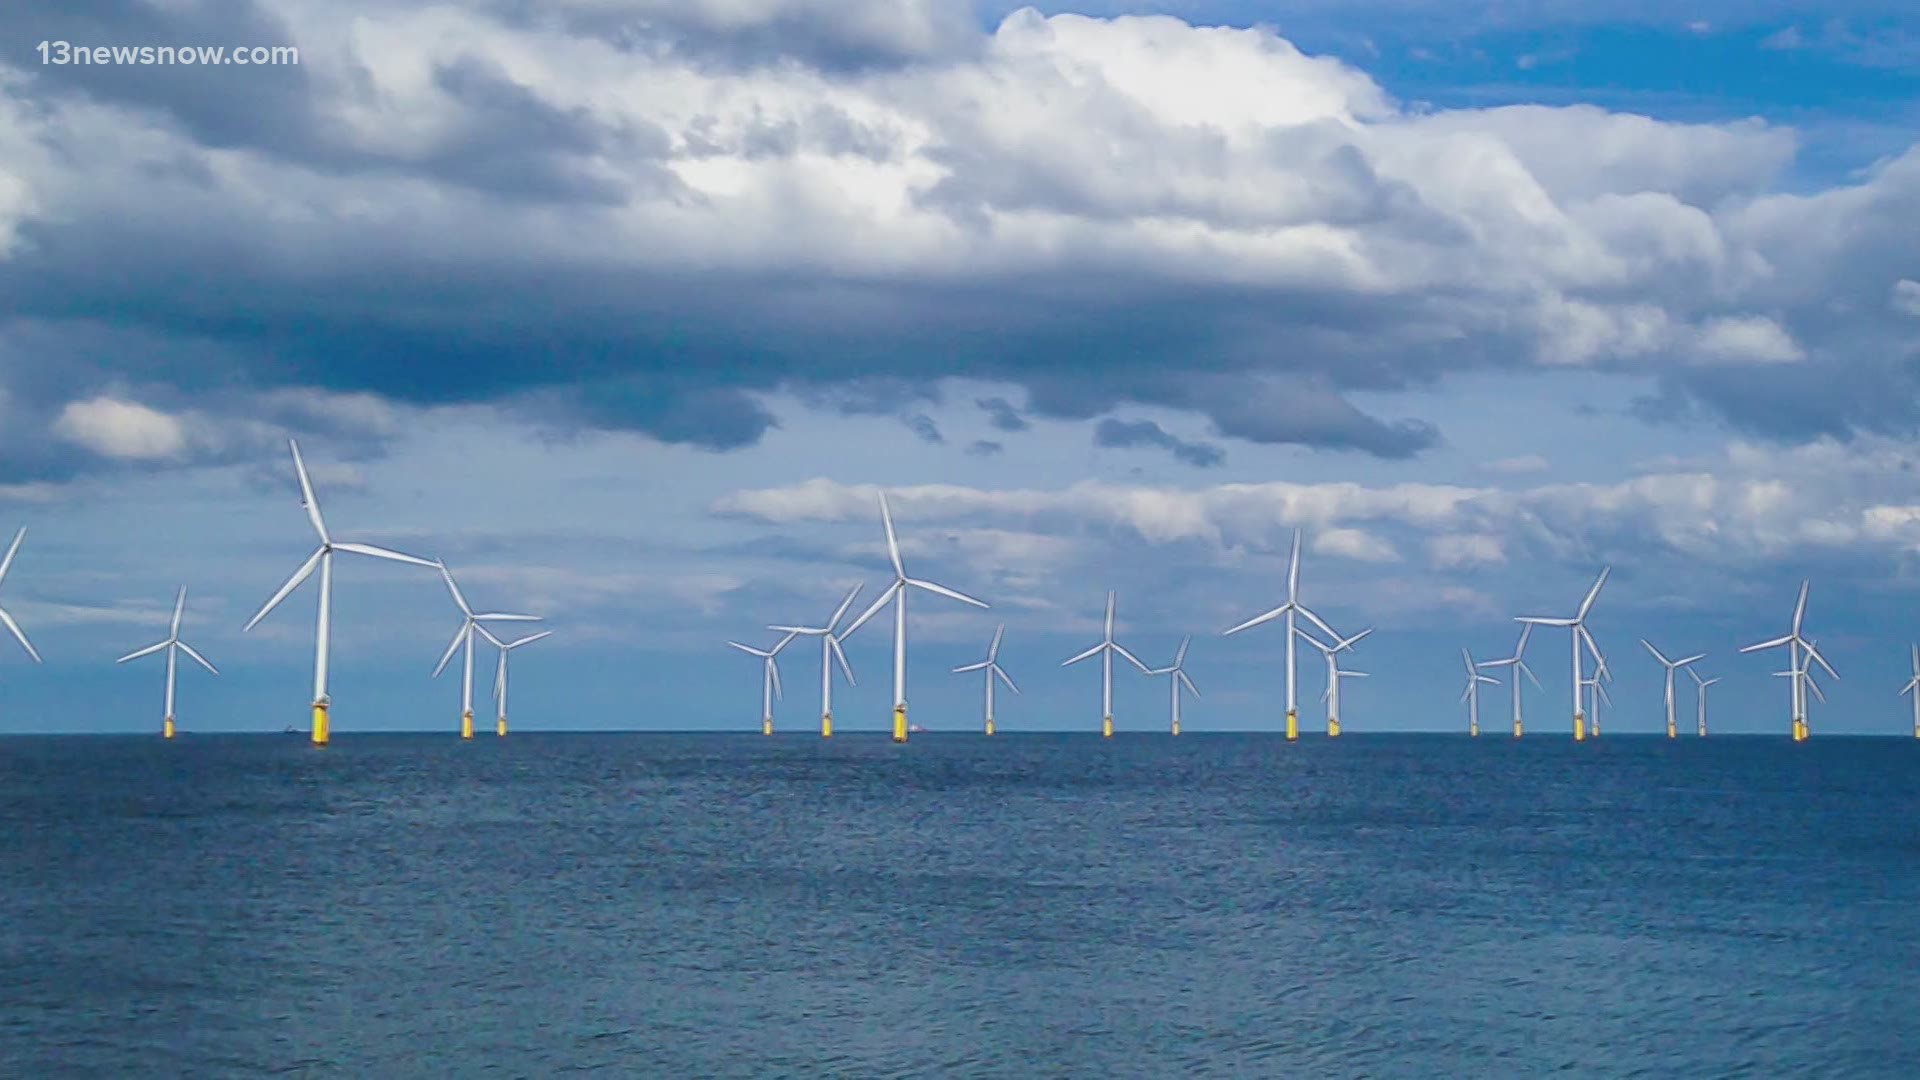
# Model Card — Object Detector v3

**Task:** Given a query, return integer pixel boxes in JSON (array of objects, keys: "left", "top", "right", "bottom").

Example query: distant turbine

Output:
[
  {"left": 1223, "top": 528, "right": 1337, "bottom": 741},
  {"left": 1641, "top": 640, "right": 1705, "bottom": 739},
  {"left": 116, "top": 585, "right": 217, "bottom": 739},
  {"left": 1298, "top": 626, "right": 1371, "bottom": 737},
  {"left": 1582, "top": 628, "right": 1613, "bottom": 737},
  {"left": 1477, "top": 622, "right": 1541, "bottom": 738},
  {"left": 1581, "top": 674, "right": 1613, "bottom": 734},
  {"left": 1687, "top": 667, "right": 1720, "bottom": 737},
  {"left": 1517, "top": 567, "right": 1609, "bottom": 741},
  {"left": 1772, "top": 640, "right": 1832, "bottom": 735},
  {"left": 728, "top": 632, "right": 799, "bottom": 735},
  {"left": 245, "top": 439, "right": 438, "bottom": 746},
  {"left": 842, "top": 491, "right": 989, "bottom": 743},
  {"left": 1460, "top": 648, "right": 1499, "bottom": 737},
  {"left": 0, "top": 528, "right": 42, "bottom": 668},
  {"left": 478, "top": 624, "right": 551, "bottom": 735},
  {"left": 1903, "top": 645, "right": 1920, "bottom": 740},
  {"left": 1739, "top": 581, "right": 1834, "bottom": 742},
  {"left": 953, "top": 624, "right": 1018, "bottom": 735},
  {"left": 770, "top": 584, "right": 862, "bottom": 738},
  {"left": 1145, "top": 635, "right": 1201, "bottom": 736},
  {"left": 1063, "top": 591, "right": 1149, "bottom": 738},
  {"left": 432, "top": 562, "right": 540, "bottom": 740}
]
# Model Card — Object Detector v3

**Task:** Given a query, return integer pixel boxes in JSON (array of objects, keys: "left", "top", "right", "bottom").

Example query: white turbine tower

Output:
[
  {"left": 1477, "top": 623, "right": 1541, "bottom": 738},
  {"left": 1298, "top": 626, "right": 1371, "bottom": 737},
  {"left": 477, "top": 624, "right": 551, "bottom": 735},
  {"left": 953, "top": 624, "right": 1018, "bottom": 735},
  {"left": 0, "top": 529, "right": 41, "bottom": 682},
  {"left": 1064, "top": 591, "right": 1150, "bottom": 738},
  {"left": 1641, "top": 641, "right": 1705, "bottom": 739},
  {"left": 432, "top": 562, "right": 540, "bottom": 740},
  {"left": 1145, "top": 636, "right": 1201, "bottom": 736},
  {"left": 842, "top": 492, "right": 989, "bottom": 743},
  {"left": 1460, "top": 648, "right": 1499, "bottom": 737},
  {"left": 728, "top": 632, "right": 799, "bottom": 735},
  {"left": 1223, "top": 528, "right": 1337, "bottom": 741},
  {"left": 245, "top": 439, "right": 438, "bottom": 746},
  {"left": 116, "top": 586, "right": 218, "bottom": 739},
  {"left": 1903, "top": 645, "right": 1920, "bottom": 739},
  {"left": 1739, "top": 581, "right": 1834, "bottom": 742},
  {"left": 1517, "top": 567, "right": 1609, "bottom": 741},
  {"left": 770, "top": 585, "right": 862, "bottom": 738},
  {"left": 1687, "top": 667, "right": 1720, "bottom": 737}
]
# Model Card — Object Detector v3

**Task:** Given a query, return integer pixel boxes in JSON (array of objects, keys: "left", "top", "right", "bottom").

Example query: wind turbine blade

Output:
[
  {"left": 1792, "top": 580, "right": 1809, "bottom": 634},
  {"left": 177, "top": 641, "right": 219, "bottom": 675},
  {"left": 1804, "top": 643, "right": 1838, "bottom": 681},
  {"left": 1595, "top": 682, "right": 1613, "bottom": 706},
  {"left": 1177, "top": 670, "right": 1200, "bottom": 697},
  {"left": 289, "top": 439, "right": 330, "bottom": 544},
  {"left": 1104, "top": 591, "right": 1116, "bottom": 640},
  {"left": 1675, "top": 654, "right": 1706, "bottom": 667},
  {"left": 768, "top": 657, "right": 783, "bottom": 701},
  {"left": 1577, "top": 567, "right": 1610, "bottom": 620},
  {"left": 1337, "top": 628, "right": 1373, "bottom": 651},
  {"left": 767, "top": 625, "right": 822, "bottom": 635},
  {"left": 1113, "top": 643, "right": 1150, "bottom": 673},
  {"left": 244, "top": 547, "right": 324, "bottom": 631},
  {"left": 907, "top": 578, "right": 988, "bottom": 609},
  {"left": 432, "top": 624, "right": 467, "bottom": 678},
  {"left": 1459, "top": 684, "right": 1472, "bottom": 704},
  {"left": 473, "top": 613, "right": 541, "bottom": 622},
  {"left": 504, "top": 631, "right": 551, "bottom": 650},
  {"left": 1461, "top": 647, "right": 1475, "bottom": 675},
  {"left": 1297, "top": 629, "right": 1333, "bottom": 653},
  {"left": 474, "top": 623, "right": 506, "bottom": 648},
  {"left": 1806, "top": 677, "right": 1826, "bottom": 704},
  {"left": 332, "top": 541, "right": 437, "bottom": 568},
  {"left": 1287, "top": 528, "right": 1302, "bottom": 600},
  {"left": 1516, "top": 617, "right": 1576, "bottom": 626},
  {"left": 169, "top": 586, "right": 186, "bottom": 639},
  {"left": 819, "top": 584, "right": 862, "bottom": 633},
  {"left": 828, "top": 635, "right": 856, "bottom": 685},
  {"left": 0, "top": 527, "right": 24, "bottom": 585},
  {"left": 953, "top": 661, "right": 990, "bottom": 673},
  {"left": 988, "top": 624, "right": 1005, "bottom": 662},
  {"left": 1741, "top": 635, "right": 1793, "bottom": 652},
  {"left": 0, "top": 607, "right": 39, "bottom": 663},
  {"left": 117, "top": 640, "right": 169, "bottom": 663},
  {"left": 1342, "top": 671, "right": 1370, "bottom": 679},
  {"left": 1477, "top": 658, "right": 1516, "bottom": 668},
  {"left": 1175, "top": 635, "right": 1190, "bottom": 667},
  {"left": 1515, "top": 621, "right": 1534, "bottom": 654},
  {"left": 728, "top": 641, "right": 770, "bottom": 657},
  {"left": 995, "top": 664, "right": 1021, "bottom": 694},
  {"left": 1477, "top": 675, "right": 1500, "bottom": 685},
  {"left": 1223, "top": 606, "right": 1286, "bottom": 635},
  {"left": 438, "top": 562, "right": 473, "bottom": 617},
  {"left": 878, "top": 491, "right": 905, "bottom": 577},
  {"left": 1296, "top": 605, "right": 1339, "bottom": 643},
  {"left": 493, "top": 649, "right": 505, "bottom": 702},
  {"left": 1062, "top": 643, "right": 1104, "bottom": 666},
  {"left": 1641, "top": 639, "right": 1669, "bottom": 665},
  {"left": 770, "top": 630, "right": 800, "bottom": 654},
  {"left": 1519, "top": 660, "right": 1543, "bottom": 689},
  {"left": 843, "top": 581, "right": 900, "bottom": 638}
]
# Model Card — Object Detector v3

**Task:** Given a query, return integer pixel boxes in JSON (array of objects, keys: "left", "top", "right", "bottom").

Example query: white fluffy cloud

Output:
[{"left": 52, "top": 398, "right": 187, "bottom": 460}]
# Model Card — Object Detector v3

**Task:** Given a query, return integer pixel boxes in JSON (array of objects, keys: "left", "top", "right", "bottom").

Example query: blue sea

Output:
[{"left": 2, "top": 732, "right": 1916, "bottom": 1076}]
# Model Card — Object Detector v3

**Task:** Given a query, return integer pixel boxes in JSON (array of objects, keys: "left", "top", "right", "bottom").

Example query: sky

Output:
[{"left": 3, "top": 0, "right": 1920, "bottom": 735}]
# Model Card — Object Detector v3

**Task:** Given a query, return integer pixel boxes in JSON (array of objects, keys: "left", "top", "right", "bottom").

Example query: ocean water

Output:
[{"left": 2, "top": 731, "right": 1916, "bottom": 1077}]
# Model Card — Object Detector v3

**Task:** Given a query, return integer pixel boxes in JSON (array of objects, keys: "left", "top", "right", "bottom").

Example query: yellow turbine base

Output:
[
  {"left": 497, "top": 717, "right": 508, "bottom": 737},
  {"left": 1328, "top": 717, "right": 1342, "bottom": 738},
  {"left": 1171, "top": 719, "right": 1181, "bottom": 736},
  {"left": 762, "top": 717, "right": 774, "bottom": 737},
  {"left": 1102, "top": 716, "right": 1114, "bottom": 738},
  {"left": 1667, "top": 721, "right": 1677, "bottom": 739},
  {"left": 1513, "top": 721, "right": 1524, "bottom": 739},
  {"left": 984, "top": 717, "right": 996, "bottom": 736},
  {"left": 1573, "top": 714, "right": 1586, "bottom": 742},
  {"left": 163, "top": 717, "right": 175, "bottom": 740},
  {"left": 1793, "top": 718, "right": 1808, "bottom": 742},
  {"left": 1285, "top": 709, "right": 1298, "bottom": 742},
  {"left": 312, "top": 702, "right": 330, "bottom": 747},
  {"left": 821, "top": 713, "right": 833, "bottom": 739},
  {"left": 892, "top": 707, "right": 908, "bottom": 743},
  {"left": 1470, "top": 721, "right": 1479, "bottom": 738},
  {"left": 461, "top": 711, "right": 474, "bottom": 740}
]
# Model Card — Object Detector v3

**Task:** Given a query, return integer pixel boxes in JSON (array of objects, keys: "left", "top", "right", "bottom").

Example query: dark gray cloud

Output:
[
  {"left": 975, "top": 396, "right": 1030, "bottom": 432},
  {"left": 1094, "top": 418, "right": 1225, "bottom": 467},
  {"left": 904, "top": 413, "right": 945, "bottom": 444},
  {"left": 966, "top": 439, "right": 1003, "bottom": 456}
]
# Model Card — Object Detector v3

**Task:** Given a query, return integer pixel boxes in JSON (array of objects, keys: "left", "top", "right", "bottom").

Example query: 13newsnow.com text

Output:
[{"left": 36, "top": 41, "right": 300, "bottom": 66}]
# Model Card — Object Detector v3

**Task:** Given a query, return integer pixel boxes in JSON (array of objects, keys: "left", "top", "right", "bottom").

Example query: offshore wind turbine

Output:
[
  {"left": 1772, "top": 640, "right": 1834, "bottom": 736},
  {"left": 1517, "top": 567, "right": 1609, "bottom": 741},
  {"left": 842, "top": 491, "right": 989, "bottom": 743},
  {"left": 1641, "top": 641, "right": 1705, "bottom": 739},
  {"left": 1687, "top": 667, "right": 1720, "bottom": 737},
  {"left": 244, "top": 439, "right": 438, "bottom": 746},
  {"left": 1582, "top": 675, "right": 1613, "bottom": 734},
  {"left": 1739, "top": 581, "right": 1834, "bottom": 742},
  {"left": 770, "top": 585, "right": 862, "bottom": 738},
  {"left": 1145, "top": 636, "right": 1201, "bottom": 736},
  {"left": 1477, "top": 623, "right": 1541, "bottom": 738},
  {"left": 432, "top": 562, "right": 540, "bottom": 740},
  {"left": 1064, "top": 591, "right": 1150, "bottom": 737},
  {"left": 0, "top": 528, "right": 42, "bottom": 672},
  {"left": 953, "top": 624, "right": 1018, "bottom": 735},
  {"left": 1583, "top": 628, "right": 1613, "bottom": 737},
  {"left": 116, "top": 586, "right": 217, "bottom": 739},
  {"left": 1460, "top": 648, "right": 1499, "bottom": 737},
  {"left": 477, "top": 624, "right": 551, "bottom": 736},
  {"left": 1299, "top": 626, "right": 1371, "bottom": 737},
  {"left": 1223, "top": 528, "right": 1337, "bottom": 741},
  {"left": 728, "top": 631, "right": 799, "bottom": 735},
  {"left": 1903, "top": 645, "right": 1920, "bottom": 739}
]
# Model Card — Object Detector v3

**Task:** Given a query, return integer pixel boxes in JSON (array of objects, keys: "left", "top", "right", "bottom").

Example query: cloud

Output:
[
  {"left": 975, "top": 396, "right": 1030, "bottom": 432},
  {"left": 1313, "top": 527, "right": 1400, "bottom": 562},
  {"left": 904, "top": 413, "right": 945, "bottom": 444},
  {"left": 1427, "top": 533, "right": 1506, "bottom": 569},
  {"left": 1092, "top": 417, "right": 1225, "bottom": 467},
  {"left": 52, "top": 398, "right": 186, "bottom": 460},
  {"left": 966, "top": 439, "right": 1004, "bottom": 456},
  {"left": 1692, "top": 316, "right": 1804, "bottom": 365},
  {"left": 1893, "top": 279, "right": 1920, "bottom": 318}
]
